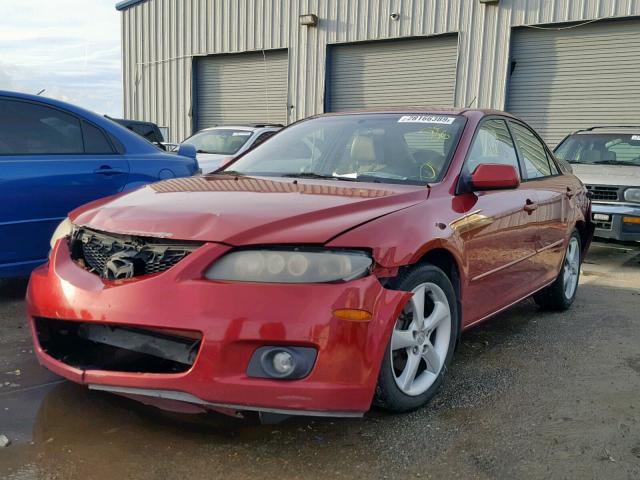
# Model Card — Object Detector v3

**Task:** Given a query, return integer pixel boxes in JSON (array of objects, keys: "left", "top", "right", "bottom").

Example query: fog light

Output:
[
  {"left": 247, "top": 346, "right": 317, "bottom": 380},
  {"left": 272, "top": 351, "right": 294, "bottom": 375}
]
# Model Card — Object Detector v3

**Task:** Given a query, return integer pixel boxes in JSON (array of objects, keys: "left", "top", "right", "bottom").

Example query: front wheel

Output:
[
  {"left": 534, "top": 231, "right": 582, "bottom": 311},
  {"left": 374, "top": 264, "right": 459, "bottom": 412}
]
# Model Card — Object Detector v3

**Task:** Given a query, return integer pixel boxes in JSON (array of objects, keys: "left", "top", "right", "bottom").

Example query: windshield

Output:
[
  {"left": 183, "top": 129, "right": 253, "bottom": 155},
  {"left": 224, "top": 114, "right": 465, "bottom": 184},
  {"left": 555, "top": 133, "right": 640, "bottom": 166}
]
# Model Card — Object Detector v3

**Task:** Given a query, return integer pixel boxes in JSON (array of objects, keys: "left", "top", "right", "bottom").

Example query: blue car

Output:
[{"left": 0, "top": 91, "right": 199, "bottom": 279}]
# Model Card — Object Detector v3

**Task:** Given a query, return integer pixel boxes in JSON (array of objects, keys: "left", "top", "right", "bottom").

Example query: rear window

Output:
[{"left": 555, "top": 133, "right": 640, "bottom": 166}]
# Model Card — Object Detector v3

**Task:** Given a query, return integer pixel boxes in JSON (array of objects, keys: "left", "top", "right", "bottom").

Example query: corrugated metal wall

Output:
[
  {"left": 121, "top": 0, "right": 640, "bottom": 142},
  {"left": 507, "top": 18, "right": 640, "bottom": 145},
  {"left": 327, "top": 35, "right": 459, "bottom": 111}
]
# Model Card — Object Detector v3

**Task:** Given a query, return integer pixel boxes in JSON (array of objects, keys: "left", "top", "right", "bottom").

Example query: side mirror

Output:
[
  {"left": 470, "top": 164, "right": 520, "bottom": 191},
  {"left": 177, "top": 143, "right": 197, "bottom": 160}
]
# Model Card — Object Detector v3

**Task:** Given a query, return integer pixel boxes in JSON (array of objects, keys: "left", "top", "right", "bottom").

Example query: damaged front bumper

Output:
[{"left": 27, "top": 240, "right": 411, "bottom": 417}]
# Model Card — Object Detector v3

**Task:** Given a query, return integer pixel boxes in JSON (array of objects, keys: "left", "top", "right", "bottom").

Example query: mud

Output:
[{"left": 1, "top": 241, "right": 639, "bottom": 479}]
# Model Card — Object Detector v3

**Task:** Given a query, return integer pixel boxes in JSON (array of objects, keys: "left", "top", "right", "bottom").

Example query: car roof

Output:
[
  {"left": 199, "top": 124, "right": 282, "bottom": 132},
  {"left": 0, "top": 89, "right": 116, "bottom": 126},
  {"left": 0, "top": 90, "right": 165, "bottom": 154},
  {"left": 572, "top": 126, "right": 640, "bottom": 134},
  {"left": 315, "top": 108, "right": 518, "bottom": 120}
]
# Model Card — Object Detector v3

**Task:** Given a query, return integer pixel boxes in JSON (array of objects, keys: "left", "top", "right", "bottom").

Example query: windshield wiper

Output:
[
  {"left": 216, "top": 170, "right": 246, "bottom": 176},
  {"left": 280, "top": 172, "right": 358, "bottom": 181},
  {"left": 592, "top": 159, "right": 639, "bottom": 166}
]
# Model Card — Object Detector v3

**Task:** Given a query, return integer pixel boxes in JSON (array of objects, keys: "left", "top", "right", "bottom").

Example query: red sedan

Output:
[{"left": 27, "top": 110, "right": 593, "bottom": 418}]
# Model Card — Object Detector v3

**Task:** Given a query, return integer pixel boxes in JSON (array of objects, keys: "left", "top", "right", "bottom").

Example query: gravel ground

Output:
[{"left": 0, "top": 241, "right": 639, "bottom": 480}]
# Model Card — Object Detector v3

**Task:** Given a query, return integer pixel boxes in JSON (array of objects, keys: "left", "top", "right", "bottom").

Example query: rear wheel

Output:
[
  {"left": 374, "top": 264, "right": 459, "bottom": 412},
  {"left": 534, "top": 231, "right": 581, "bottom": 311}
]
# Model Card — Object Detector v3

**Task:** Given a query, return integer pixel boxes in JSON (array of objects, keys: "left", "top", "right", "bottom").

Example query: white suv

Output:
[{"left": 554, "top": 126, "right": 640, "bottom": 242}]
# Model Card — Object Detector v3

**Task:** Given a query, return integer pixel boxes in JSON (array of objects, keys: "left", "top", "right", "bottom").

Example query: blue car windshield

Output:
[{"left": 225, "top": 114, "right": 466, "bottom": 185}]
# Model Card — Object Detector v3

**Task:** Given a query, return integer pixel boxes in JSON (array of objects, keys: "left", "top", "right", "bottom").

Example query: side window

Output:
[
  {"left": 82, "top": 121, "right": 114, "bottom": 154},
  {"left": 466, "top": 119, "right": 519, "bottom": 174},
  {"left": 509, "top": 122, "right": 552, "bottom": 179},
  {"left": 0, "top": 99, "right": 83, "bottom": 155}
]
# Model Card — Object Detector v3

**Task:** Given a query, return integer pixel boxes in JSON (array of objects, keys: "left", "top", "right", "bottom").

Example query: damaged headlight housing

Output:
[
  {"left": 49, "top": 217, "right": 74, "bottom": 250},
  {"left": 205, "top": 248, "right": 373, "bottom": 283}
]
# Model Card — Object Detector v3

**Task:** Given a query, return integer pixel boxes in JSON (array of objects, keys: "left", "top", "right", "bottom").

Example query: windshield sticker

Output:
[
  {"left": 631, "top": 135, "right": 640, "bottom": 141},
  {"left": 232, "top": 132, "right": 252, "bottom": 136},
  {"left": 398, "top": 115, "right": 455, "bottom": 125}
]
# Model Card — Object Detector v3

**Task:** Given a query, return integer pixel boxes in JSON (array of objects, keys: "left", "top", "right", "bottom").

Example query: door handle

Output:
[
  {"left": 94, "top": 166, "right": 124, "bottom": 176},
  {"left": 566, "top": 187, "right": 575, "bottom": 199},
  {"left": 524, "top": 199, "right": 538, "bottom": 214}
]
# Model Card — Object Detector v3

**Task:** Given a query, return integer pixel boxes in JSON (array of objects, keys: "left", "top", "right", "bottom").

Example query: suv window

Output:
[
  {"left": 0, "top": 99, "right": 83, "bottom": 155},
  {"left": 466, "top": 119, "right": 520, "bottom": 174},
  {"left": 555, "top": 133, "right": 640, "bottom": 166},
  {"left": 509, "top": 122, "right": 552, "bottom": 179},
  {"left": 82, "top": 121, "right": 114, "bottom": 154}
]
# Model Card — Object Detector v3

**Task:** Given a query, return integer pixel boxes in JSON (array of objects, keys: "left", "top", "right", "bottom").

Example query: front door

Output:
[{"left": 457, "top": 118, "right": 541, "bottom": 324}]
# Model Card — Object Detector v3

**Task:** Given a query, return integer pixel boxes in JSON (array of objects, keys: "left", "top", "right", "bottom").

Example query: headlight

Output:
[
  {"left": 50, "top": 217, "right": 73, "bottom": 250},
  {"left": 205, "top": 249, "right": 373, "bottom": 283},
  {"left": 624, "top": 188, "right": 640, "bottom": 203}
]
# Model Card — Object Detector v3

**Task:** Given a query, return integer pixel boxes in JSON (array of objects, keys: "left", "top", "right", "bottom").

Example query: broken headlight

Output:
[
  {"left": 205, "top": 249, "right": 372, "bottom": 283},
  {"left": 49, "top": 217, "right": 74, "bottom": 250}
]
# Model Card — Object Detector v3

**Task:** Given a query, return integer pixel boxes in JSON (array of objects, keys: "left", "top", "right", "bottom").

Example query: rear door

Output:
[
  {"left": 0, "top": 98, "right": 129, "bottom": 276},
  {"left": 458, "top": 118, "right": 541, "bottom": 322},
  {"left": 508, "top": 120, "right": 568, "bottom": 284}
]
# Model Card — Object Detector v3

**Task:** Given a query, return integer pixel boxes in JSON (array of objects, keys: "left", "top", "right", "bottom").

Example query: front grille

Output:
[
  {"left": 35, "top": 318, "right": 202, "bottom": 373},
  {"left": 70, "top": 228, "right": 201, "bottom": 279},
  {"left": 593, "top": 219, "right": 613, "bottom": 230},
  {"left": 586, "top": 185, "right": 620, "bottom": 202}
]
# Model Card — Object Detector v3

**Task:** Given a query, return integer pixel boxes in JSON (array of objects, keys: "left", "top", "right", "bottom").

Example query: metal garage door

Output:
[
  {"left": 327, "top": 35, "right": 458, "bottom": 112},
  {"left": 507, "top": 19, "right": 640, "bottom": 146},
  {"left": 195, "top": 50, "right": 288, "bottom": 129}
]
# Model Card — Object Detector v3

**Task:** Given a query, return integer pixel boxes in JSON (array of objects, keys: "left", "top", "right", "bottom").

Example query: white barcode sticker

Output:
[{"left": 398, "top": 115, "right": 455, "bottom": 125}]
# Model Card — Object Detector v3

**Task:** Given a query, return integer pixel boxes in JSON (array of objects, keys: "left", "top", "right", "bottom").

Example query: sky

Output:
[{"left": 0, "top": 0, "right": 122, "bottom": 116}]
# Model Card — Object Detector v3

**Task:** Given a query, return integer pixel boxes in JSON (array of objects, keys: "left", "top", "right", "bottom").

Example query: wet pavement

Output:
[{"left": 1, "top": 241, "right": 639, "bottom": 479}]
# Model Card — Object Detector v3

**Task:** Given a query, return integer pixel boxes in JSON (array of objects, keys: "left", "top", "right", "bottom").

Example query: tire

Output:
[
  {"left": 533, "top": 230, "right": 582, "bottom": 311},
  {"left": 374, "top": 264, "right": 460, "bottom": 413}
]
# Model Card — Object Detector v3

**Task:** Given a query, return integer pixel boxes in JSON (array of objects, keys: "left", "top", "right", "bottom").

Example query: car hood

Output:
[
  {"left": 70, "top": 175, "right": 429, "bottom": 245},
  {"left": 196, "top": 153, "right": 231, "bottom": 174},
  {"left": 571, "top": 163, "right": 640, "bottom": 187}
]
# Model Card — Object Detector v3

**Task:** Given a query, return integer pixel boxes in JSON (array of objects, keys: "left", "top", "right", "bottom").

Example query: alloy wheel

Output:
[
  {"left": 390, "top": 282, "right": 452, "bottom": 396},
  {"left": 563, "top": 236, "right": 580, "bottom": 299}
]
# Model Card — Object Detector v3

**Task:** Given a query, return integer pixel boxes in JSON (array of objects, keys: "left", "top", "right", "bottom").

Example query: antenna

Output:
[
  {"left": 466, "top": 96, "right": 477, "bottom": 108},
  {"left": 36, "top": 89, "right": 46, "bottom": 96}
]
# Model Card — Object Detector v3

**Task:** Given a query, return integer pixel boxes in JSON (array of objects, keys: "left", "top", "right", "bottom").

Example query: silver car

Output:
[
  {"left": 180, "top": 124, "right": 281, "bottom": 174},
  {"left": 555, "top": 126, "right": 640, "bottom": 242}
]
